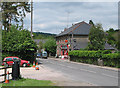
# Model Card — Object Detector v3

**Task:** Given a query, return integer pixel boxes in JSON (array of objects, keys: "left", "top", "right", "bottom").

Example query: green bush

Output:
[
  {"left": 68, "top": 50, "right": 120, "bottom": 68},
  {"left": 2, "top": 25, "right": 37, "bottom": 63},
  {"left": 102, "top": 53, "right": 120, "bottom": 67}
]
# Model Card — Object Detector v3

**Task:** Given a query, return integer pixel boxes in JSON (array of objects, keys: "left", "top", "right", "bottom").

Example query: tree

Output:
[
  {"left": 87, "top": 23, "right": 105, "bottom": 50},
  {"left": 1, "top": 2, "right": 30, "bottom": 31},
  {"left": 106, "top": 28, "right": 115, "bottom": 33},
  {"left": 106, "top": 28, "right": 120, "bottom": 49},
  {"left": 2, "top": 25, "right": 37, "bottom": 62},
  {"left": 43, "top": 39, "right": 56, "bottom": 56},
  {"left": 38, "top": 41, "right": 43, "bottom": 53},
  {"left": 89, "top": 20, "right": 94, "bottom": 27}
]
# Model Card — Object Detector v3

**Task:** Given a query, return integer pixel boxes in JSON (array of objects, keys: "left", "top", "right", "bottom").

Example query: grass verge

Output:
[{"left": 2, "top": 78, "right": 59, "bottom": 87}]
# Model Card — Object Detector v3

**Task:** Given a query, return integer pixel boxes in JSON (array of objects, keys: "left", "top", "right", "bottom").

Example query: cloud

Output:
[{"left": 24, "top": 2, "right": 118, "bottom": 34}]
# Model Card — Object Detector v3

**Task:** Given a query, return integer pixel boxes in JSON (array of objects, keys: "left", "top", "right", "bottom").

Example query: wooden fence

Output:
[{"left": 0, "top": 61, "right": 12, "bottom": 83}]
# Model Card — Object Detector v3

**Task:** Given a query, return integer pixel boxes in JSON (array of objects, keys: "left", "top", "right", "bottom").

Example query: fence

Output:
[{"left": 0, "top": 61, "right": 12, "bottom": 83}]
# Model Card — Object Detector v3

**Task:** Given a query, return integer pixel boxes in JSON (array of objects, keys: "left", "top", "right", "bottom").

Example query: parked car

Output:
[
  {"left": 2, "top": 56, "right": 30, "bottom": 67},
  {"left": 42, "top": 51, "right": 47, "bottom": 59},
  {"left": 37, "top": 53, "right": 41, "bottom": 58}
]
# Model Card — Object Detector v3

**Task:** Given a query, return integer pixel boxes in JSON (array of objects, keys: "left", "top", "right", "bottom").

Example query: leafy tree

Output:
[
  {"left": 38, "top": 41, "right": 43, "bottom": 53},
  {"left": 106, "top": 28, "right": 120, "bottom": 49},
  {"left": 115, "top": 30, "right": 120, "bottom": 50},
  {"left": 2, "top": 25, "right": 37, "bottom": 62},
  {"left": 106, "top": 28, "right": 115, "bottom": 33},
  {"left": 1, "top": 2, "right": 30, "bottom": 31},
  {"left": 87, "top": 23, "right": 105, "bottom": 50},
  {"left": 89, "top": 20, "right": 94, "bottom": 27},
  {"left": 43, "top": 39, "right": 56, "bottom": 56},
  {"left": 106, "top": 33, "right": 116, "bottom": 45}
]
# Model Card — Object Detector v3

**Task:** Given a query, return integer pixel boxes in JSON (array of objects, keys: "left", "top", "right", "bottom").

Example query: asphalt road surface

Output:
[{"left": 37, "top": 58, "right": 118, "bottom": 86}]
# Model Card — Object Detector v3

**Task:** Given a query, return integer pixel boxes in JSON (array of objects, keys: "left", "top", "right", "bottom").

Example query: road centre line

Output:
[
  {"left": 102, "top": 73, "right": 118, "bottom": 79},
  {"left": 80, "top": 69, "right": 97, "bottom": 73}
]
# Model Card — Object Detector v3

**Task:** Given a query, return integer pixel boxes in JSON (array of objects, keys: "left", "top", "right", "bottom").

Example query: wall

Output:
[{"left": 56, "top": 35, "right": 89, "bottom": 56}]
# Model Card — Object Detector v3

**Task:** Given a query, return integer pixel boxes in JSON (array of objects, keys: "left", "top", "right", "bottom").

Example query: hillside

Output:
[{"left": 33, "top": 32, "right": 56, "bottom": 39}]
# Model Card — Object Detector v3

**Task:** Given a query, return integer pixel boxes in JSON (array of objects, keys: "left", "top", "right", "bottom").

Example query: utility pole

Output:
[
  {"left": 71, "top": 33, "right": 74, "bottom": 50},
  {"left": 31, "top": 0, "right": 33, "bottom": 40}
]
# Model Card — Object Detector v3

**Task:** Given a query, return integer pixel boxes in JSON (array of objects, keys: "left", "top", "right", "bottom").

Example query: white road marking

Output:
[
  {"left": 59, "top": 64, "right": 66, "bottom": 67},
  {"left": 80, "top": 69, "right": 96, "bottom": 73},
  {"left": 66, "top": 66, "right": 76, "bottom": 69},
  {"left": 102, "top": 73, "right": 118, "bottom": 79},
  {"left": 59, "top": 63, "right": 97, "bottom": 74}
]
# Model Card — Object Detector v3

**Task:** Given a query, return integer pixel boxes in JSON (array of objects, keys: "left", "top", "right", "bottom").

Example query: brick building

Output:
[{"left": 55, "top": 21, "right": 91, "bottom": 57}]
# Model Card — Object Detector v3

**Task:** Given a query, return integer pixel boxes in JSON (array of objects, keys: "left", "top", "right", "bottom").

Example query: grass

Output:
[
  {"left": 2, "top": 78, "right": 58, "bottom": 87},
  {"left": 0, "top": 83, "right": 2, "bottom": 88}
]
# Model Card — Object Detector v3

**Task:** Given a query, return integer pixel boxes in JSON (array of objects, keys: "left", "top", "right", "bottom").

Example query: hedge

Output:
[
  {"left": 102, "top": 53, "right": 120, "bottom": 67},
  {"left": 68, "top": 50, "right": 120, "bottom": 68}
]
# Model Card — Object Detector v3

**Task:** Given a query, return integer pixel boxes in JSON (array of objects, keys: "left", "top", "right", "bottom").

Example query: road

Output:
[{"left": 37, "top": 58, "right": 118, "bottom": 86}]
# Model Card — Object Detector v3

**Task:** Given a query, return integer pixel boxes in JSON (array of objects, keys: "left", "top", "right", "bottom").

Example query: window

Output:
[
  {"left": 6, "top": 58, "right": 12, "bottom": 61},
  {"left": 13, "top": 58, "right": 19, "bottom": 60}
]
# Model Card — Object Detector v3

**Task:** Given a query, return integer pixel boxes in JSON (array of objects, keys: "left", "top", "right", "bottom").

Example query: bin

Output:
[{"left": 12, "top": 60, "right": 20, "bottom": 80}]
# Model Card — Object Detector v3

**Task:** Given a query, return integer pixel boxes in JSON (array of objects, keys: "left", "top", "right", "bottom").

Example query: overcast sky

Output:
[{"left": 24, "top": 2, "right": 118, "bottom": 34}]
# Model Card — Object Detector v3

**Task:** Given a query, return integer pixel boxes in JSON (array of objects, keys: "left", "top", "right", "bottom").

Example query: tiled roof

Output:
[{"left": 56, "top": 21, "right": 91, "bottom": 37}]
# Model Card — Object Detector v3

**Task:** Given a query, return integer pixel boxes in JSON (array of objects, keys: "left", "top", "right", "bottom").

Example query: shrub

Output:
[{"left": 68, "top": 50, "right": 120, "bottom": 68}]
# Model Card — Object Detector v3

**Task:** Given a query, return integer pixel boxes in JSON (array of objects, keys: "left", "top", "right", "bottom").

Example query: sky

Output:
[{"left": 24, "top": 2, "right": 118, "bottom": 34}]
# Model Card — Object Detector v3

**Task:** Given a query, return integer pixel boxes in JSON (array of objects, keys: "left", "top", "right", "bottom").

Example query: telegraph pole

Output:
[{"left": 31, "top": 0, "right": 33, "bottom": 40}]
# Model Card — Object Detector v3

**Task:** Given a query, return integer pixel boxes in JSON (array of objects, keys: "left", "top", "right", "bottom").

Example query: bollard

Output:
[
  {"left": 12, "top": 60, "right": 20, "bottom": 80},
  {"left": 33, "top": 61, "right": 35, "bottom": 68},
  {"left": 5, "top": 71, "right": 9, "bottom": 83},
  {"left": 35, "top": 62, "right": 39, "bottom": 70}
]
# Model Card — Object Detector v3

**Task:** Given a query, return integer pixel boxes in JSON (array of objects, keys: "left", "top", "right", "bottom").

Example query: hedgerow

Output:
[{"left": 68, "top": 50, "right": 120, "bottom": 68}]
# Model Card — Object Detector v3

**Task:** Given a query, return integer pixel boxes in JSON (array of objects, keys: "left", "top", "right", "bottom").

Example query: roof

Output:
[
  {"left": 104, "top": 43, "right": 116, "bottom": 50},
  {"left": 56, "top": 21, "right": 91, "bottom": 37},
  {"left": 5, "top": 56, "right": 19, "bottom": 58}
]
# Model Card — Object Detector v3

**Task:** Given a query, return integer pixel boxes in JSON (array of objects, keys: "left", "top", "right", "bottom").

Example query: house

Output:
[{"left": 55, "top": 21, "right": 91, "bottom": 57}]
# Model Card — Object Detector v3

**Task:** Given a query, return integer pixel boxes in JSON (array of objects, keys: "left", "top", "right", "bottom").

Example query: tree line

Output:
[{"left": 0, "top": 2, "right": 38, "bottom": 63}]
